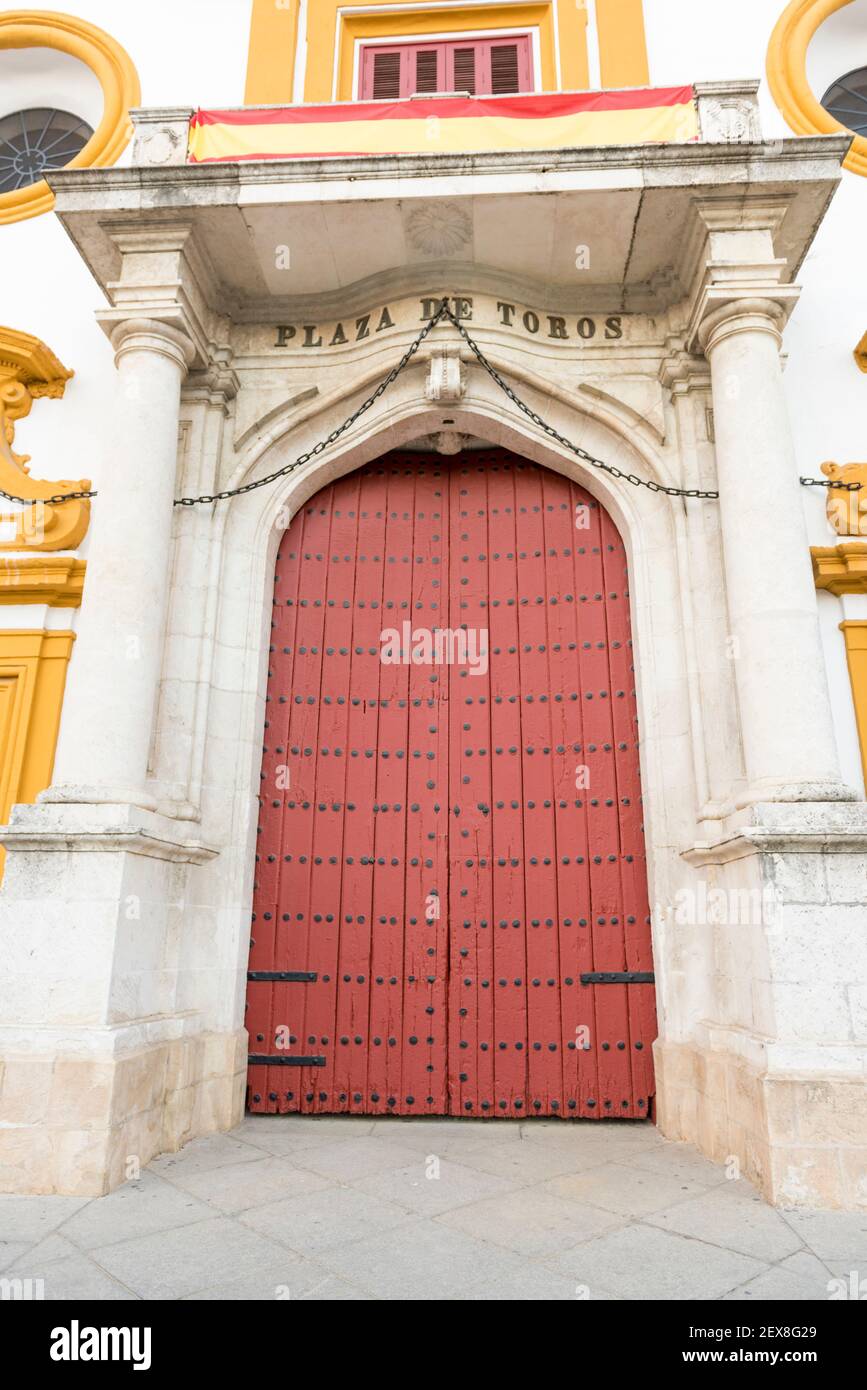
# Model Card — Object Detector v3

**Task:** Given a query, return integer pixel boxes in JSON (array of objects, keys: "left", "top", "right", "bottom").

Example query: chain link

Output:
[
  {"left": 799, "top": 477, "right": 862, "bottom": 491},
  {"left": 0, "top": 485, "right": 97, "bottom": 506}
]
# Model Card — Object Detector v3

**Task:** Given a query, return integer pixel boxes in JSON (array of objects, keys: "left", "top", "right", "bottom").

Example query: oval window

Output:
[
  {"left": 0, "top": 107, "right": 93, "bottom": 195},
  {"left": 821, "top": 66, "right": 867, "bottom": 137}
]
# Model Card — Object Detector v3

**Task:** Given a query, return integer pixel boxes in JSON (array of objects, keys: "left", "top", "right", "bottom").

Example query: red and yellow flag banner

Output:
[{"left": 188, "top": 87, "right": 697, "bottom": 163}]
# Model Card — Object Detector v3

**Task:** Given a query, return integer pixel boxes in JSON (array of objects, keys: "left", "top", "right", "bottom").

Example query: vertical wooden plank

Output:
[
  {"left": 544, "top": 469, "right": 594, "bottom": 1116},
  {"left": 468, "top": 459, "right": 496, "bottom": 1115},
  {"left": 372, "top": 464, "right": 414, "bottom": 1113},
  {"left": 574, "top": 489, "right": 633, "bottom": 1118},
  {"left": 283, "top": 494, "right": 333, "bottom": 1112},
  {"left": 336, "top": 465, "right": 387, "bottom": 1111},
  {"left": 485, "top": 453, "right": 529, "bottom": 1116},
  {"left": 447, "top": 457, "right": 496, "bottom": 1115},
  {"left": 404, "top": 458, "right": 450, "bottom": 1115},
  {"left": 301, "top": 472, "right": 359, "bottom": 1111},
  {"left": 247, "top": 504, "right": 306, "bottom": 1112},
  {"left": 601, "top": 507, "right": 656, "bottom": 1115},
  {"left": 567, "top": 482, "right": 605, "bottom": 1117},
  {"left": 515, "top": 460, "right": 564, "bottom": 1115}
]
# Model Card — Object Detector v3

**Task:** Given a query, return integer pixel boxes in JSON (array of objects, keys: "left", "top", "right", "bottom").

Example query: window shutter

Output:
[
  {"left": 490, "top": 44, "right": 521, "bottom": 95},
  {"left": 415, "top": 49, "right": 440, "bottom": 94},
  {"left": 372, "top": 51, "right": 402, "bottom": 100},
  {"left": 361, "top": 35, "right": 532, "bottom": 100},
  {"left": 453, "top": 47, "right": 477, "bottom": 95}
]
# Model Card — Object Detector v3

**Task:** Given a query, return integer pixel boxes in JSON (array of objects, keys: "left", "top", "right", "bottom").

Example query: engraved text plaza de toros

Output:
[{"left": 274, "top": 296, "right": 626, "bottom": 349}]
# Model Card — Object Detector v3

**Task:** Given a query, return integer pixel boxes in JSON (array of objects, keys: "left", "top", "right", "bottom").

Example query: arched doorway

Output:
[{"left": 245, "top": 447, "right": 656, "bottom": 1118}]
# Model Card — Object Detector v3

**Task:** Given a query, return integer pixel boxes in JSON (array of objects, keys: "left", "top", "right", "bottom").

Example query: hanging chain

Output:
[
  {"left": 799, "top": 476, "right": 862, "bottom": 491},
  {"left": 174, "top": 305, "right": 450, "bottom": 507},
  {"left": 0, "top": 484, "right": 97, "bottom": 506},
  {"left": 175, "top": 299, "right": 721, "bottom": 506},
  {"left": 443, "top": 304, "right": 718, "bottom": 498},
  {"left": 5, "top": 300, "right": 851, "bottom": 509}
]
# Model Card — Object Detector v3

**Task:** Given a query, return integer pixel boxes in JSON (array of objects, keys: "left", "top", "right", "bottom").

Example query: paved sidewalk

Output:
[{"left": 1, "top": 1117, "right": 864, "bottom": 1300}]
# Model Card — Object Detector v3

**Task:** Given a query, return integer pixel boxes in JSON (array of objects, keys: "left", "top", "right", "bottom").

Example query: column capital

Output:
[
  {"left": 97, "top": 219, "right": 223, "bottom": 369},
  {"left": 107, "top": 317, "right": 197, "bottom": 374},
  {"left": 695, "top": 293, "right": 798, "bottom": 357}
]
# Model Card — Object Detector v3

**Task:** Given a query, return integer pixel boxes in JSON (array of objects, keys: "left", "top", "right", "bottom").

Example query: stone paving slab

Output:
[
  {"left": 435, "top": 1186, "right": 623, "bottom": 1256},
  {"left": 240, "top": 1185, "right": 416, "bottom": 1255},
  {"left": 314, "top": 1217, "right": 557, "bottom": 1301},
  {"left": 58, "top": 1172, "right": 213, "bottom": 1250},
  {"left": 542, "top": 1159, "right": 713, "bottom": 1217},
  {"left": 644, "top": 1184, "right": 805, "bottom": 1263},
  {"left": 162, "top": 1156, "right": 333, "bottom": 1215},
  {"left": 0, "top": 1115, "right": 862, "bottom": 1301},
  {"left": 549, "top": 1223, "right": 769, "bottom": 1301},
  {"left": 91, "top": 1217, "right": 297, "bottom": 1301},
  {"left": 351, "top": 1157, "right": 519, "bottom": 1216}
]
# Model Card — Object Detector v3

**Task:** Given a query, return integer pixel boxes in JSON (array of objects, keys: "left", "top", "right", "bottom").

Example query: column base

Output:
[
  {"left": 735, "top": 777, "right": 859, "bottom": 808},
  {"left": 0, "top": 1029, "right": 247, "bottom": 1196},
  {"left": 655, "top": 1040, "right": 867, "bottom": 1209},
  {"left": 684, "top": 798, "right": 867, "bottom": 862},
  {"left": 39, "top": 782, "right": 160, "bottom": 813},
  {"left": 0, "top": 799, "right": 217, "bottom": 862}
]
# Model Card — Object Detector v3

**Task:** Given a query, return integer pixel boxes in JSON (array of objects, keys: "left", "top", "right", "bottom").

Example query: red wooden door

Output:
[{"left": 246, "top": 450, "right": 656, "bottom": 1119}]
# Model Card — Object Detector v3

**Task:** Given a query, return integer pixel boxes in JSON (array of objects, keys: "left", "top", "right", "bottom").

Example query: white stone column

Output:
[
  {"left": 45, "top": 318, "right": 195, "bottom": 810},
  {"left": 699, "top": 297, "right": 854, "bottom": 805}
]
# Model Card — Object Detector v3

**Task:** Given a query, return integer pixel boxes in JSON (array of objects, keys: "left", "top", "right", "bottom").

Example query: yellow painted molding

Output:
[
  {"left": 246, "top": 0, "right": 596, "bottom": 104},
  {"left": 277, "top": 1, "right": 589, "bottom": 105},
  {"left": 840, "top": 620, "right": 867, "bottom": 786},
  {"left": 0, "top": 10, "right": 141, "bottom": 224},
  {"left": 818, "top": 461, "right": 867, "bottom": 536},
  {"left": 245, "top": 0, "right": 300, "bottom": 105},
  {"left": 0, "top": 325, "right": 91, "bottom": 552},
  {"left": 812, "top": 541, "right": 867, "bottom": 593},
  {"left": 855, "top": 330, "right": 867, "bottom": 372},
  {"left": 0, "top": 556, "right": 86, "bottom": 607},
  {"left": 0, "top": 628, "right": 75, "bottom": 874},
  {"left": 0, "top": 324, "right": 73, "bottom": 466},
  {"left": 596, "top": 0, "right": 649, "bottom": 89},
  {"left": 767, "top": 0, "right": 866, "bottom": 178}
]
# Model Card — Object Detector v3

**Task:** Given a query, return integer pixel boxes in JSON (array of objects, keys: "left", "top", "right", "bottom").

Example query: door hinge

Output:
[
  {"left": 580, "top": 971, "right": 655, "bottom": 985},
  {"left": 247, "top": 1054, "right": 326, "bottom": 1067},
  {"left": 246, "top": 971, "right": 318, "bottom": 982}
]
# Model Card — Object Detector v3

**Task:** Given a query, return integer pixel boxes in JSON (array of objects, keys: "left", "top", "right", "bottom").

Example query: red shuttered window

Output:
[{"left": 361, "top": 35, "right": 533, "bottom": 100}]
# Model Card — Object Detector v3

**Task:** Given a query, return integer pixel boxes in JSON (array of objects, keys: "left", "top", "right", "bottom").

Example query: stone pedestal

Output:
[
  {"left": 0, "top": 292, "right": 246, "bottom": 1195},
  {"left": 656, "top": 803, "right": 867, "bottom": 1209},
  {"left": 0, "top": 801, "right": 244, "bottom": 1195}
]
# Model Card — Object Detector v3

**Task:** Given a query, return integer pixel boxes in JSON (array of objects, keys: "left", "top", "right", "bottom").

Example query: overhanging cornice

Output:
[{"left": 46, "top": 134, "right": 851, "bottom": 325}]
